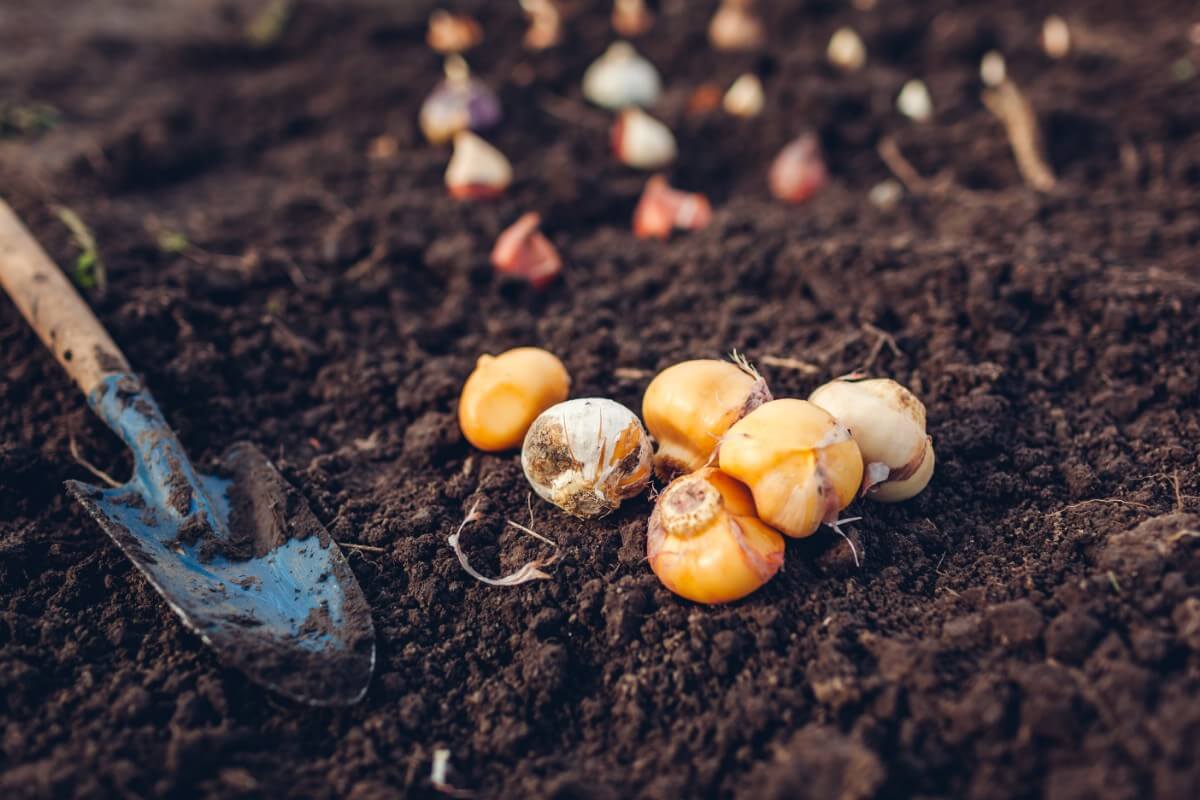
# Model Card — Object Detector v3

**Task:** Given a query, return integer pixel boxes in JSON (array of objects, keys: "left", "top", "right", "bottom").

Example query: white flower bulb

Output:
[
  {"left": 723, "top": 73, "right": 765, "bottom": 117},
  {"left": 582, "top": 41, "right": 662, "bottom": 110},
  {"left": 522, "top": 398, "right": 653, "bottom": 518},
  {"left": 445, "top": 132, "right": 512, "bottom": 199},
  {"left": 809, "top": 376, "right": 935, "bottom": 503},
  {"left": 612, "top": 108, "right": 676, "bottom": 169},
  {"left": 897, "top": 79, "right": 933, "bottom": 122},
  {"left": 827, "top": 27, "right": 866, "bottom": 72}
]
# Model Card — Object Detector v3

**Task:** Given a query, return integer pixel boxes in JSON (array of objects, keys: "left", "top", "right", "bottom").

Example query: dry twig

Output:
[
  {"left": 68, "top": 429, "right": 121, "bottom": 488},
  {"left": 861, "top": 322, "right": 902, "bottom": 370},
  {"left": 431, "top": 747, "right": 473, "bottom": 797},
  {"left": 264, "top": 315, "right": 321, "bottom": 355},
  {"left": 539, "top": 94, "right": 610, "bottom": 131},
  {"left": 876, "top": 137, "right": 952, "bottom": 195},
  {"left": 760, "top": 355, "right": 821, "bottom": 375},
  {"left": 338, "top": 541, "right": 387, "bottom": 554},
  {"left": 982, "top": 80, "right": 1057, "bottom": 192},
  {"left": 1046, "top": 498, "right": 1151, "bottom": 517}
]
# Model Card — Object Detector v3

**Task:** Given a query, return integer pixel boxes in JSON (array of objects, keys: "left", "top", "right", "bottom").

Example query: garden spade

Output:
[{"left": 0, "top": 200, "right": 374, "bottom": 706}]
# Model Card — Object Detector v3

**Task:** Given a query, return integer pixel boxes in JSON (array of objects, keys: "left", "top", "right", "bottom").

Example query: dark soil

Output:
[{"left": 3, "top": 1, "right": 1200, "bottom": 797}]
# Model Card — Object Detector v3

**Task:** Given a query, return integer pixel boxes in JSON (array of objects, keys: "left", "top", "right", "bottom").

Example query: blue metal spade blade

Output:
[{"left": 65, "top": 373, "right": 375, "bottom": 706}]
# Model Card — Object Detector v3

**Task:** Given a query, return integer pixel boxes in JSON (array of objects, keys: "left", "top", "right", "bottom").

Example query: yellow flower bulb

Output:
[
  {"left": 648, "top": 468, "right": 784, "bottom": 604},
  {"left": 458, "top": 347, "right": 570, "bottom": 451},
  {"left": 718, "top": 399, "right": 863, "bottom": 538},
  {"left": 642, "top": 359, "right": 771, "bottom": 479}
]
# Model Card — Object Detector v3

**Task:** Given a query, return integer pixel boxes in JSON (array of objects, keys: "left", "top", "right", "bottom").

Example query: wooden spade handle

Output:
[{"left": 0, "top": 199, "right": 130, "bottom": 396}]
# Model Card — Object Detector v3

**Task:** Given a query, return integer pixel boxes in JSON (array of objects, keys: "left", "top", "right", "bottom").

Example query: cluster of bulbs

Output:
[
  {"left": 420, "top": 1, "right": 1077, "bottom": 260},
  {"left": 428, "top": 35, "right": 829, "bottom": 205},
  {"left": 415, "top": 2, "right": 851, "bottom": 293},
  {"left": 458, "top": 348, "right": 934, "bottom": 605}
]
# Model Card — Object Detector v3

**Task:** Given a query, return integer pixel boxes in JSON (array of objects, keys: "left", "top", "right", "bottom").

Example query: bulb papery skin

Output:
[
  {"left": 808, "top": 377, "right": 934, "bottom": 502},
  {"left": 445, "top": 132, "right": 512, "bottom": 199},
  {"left": 648, "top": 468, "right": 784, "bottom": 604},
  {"left": 718, "top": 399, "right": 863, "bottom": 538},
  {"left": 522, "top": 398, "right": 653, "bottom": 518},
  {"left": 642, "top": 359, "right": 771, "bottom": 480}
]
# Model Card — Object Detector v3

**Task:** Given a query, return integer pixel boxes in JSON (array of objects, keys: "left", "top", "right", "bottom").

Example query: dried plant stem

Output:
[
  {"left": 504, "top": 519, "right": 557, "bottom": 548},
  {"left": 68, "top": 429, "right": 121, "bottom": 488},
  {"left": 861, "top": 323, "right": 901, "bottom": 370},
  {"left": 1047, "top": 498, "right": 1151, "bottom": 517},
  {"left": 982, "top": 80, "right": 1057, "bottom": 193},
  {"left": 760, "top": 355, "right": 821, "bottom": 374},
  {"left": 877, "top": 137, "right": 941, "bottom": 195},
  {"left": 430, "top": 747, "right": 473, "bottom": 797},
  {"left": 540, "top": 94, "right": 610, "bottom": 131},
  {"left": 344, "top": 242, "right": 387, "bottom": 281},
  {"left": 264, "top": 314, "right": 321, "bottom": 355}
]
